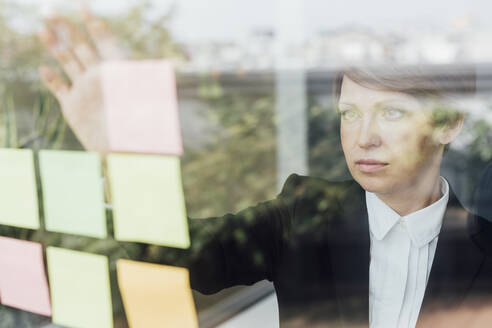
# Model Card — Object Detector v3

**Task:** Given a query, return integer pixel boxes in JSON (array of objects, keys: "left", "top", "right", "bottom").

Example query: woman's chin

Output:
[{"left": 354, "top": 175, "right": 392, "bottom": 194}]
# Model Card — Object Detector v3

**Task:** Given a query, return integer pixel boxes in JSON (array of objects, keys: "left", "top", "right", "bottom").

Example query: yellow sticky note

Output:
[
  {"left": 47, "top": 247, "right": 113, "bottom": 328},
  {"left": 39, "top": 150, "right": 107, "bottom": 238},
  {"left": 117, "top": 259, "right": 198, "bottom": 328},
  {"left": 0, "top": 148, "right": 39, "bottom": 229},
  {"left": 107, "top": 154, "right": 190, "bottom": 248}
]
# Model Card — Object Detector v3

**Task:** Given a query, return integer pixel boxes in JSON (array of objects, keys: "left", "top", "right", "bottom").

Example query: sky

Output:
[{"left": 10, "top": 0, "right": 492, "bottom": 42}]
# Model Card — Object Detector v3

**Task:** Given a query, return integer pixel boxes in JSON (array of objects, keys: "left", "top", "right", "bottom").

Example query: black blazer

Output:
[{"left": 186, "top": 174, "right": 492, "bottom": 327}]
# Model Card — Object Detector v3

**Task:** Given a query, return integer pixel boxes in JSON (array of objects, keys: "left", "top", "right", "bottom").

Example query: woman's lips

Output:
[{"left": 355, "top": 159, "right": 389, "bottom": 173}]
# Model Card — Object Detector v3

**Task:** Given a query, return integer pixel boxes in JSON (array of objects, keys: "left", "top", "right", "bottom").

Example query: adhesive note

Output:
[
  {"left": 0, "top": 148, "right": 39, "bottom": 229},
  {"left": 107, "top": 153, "right": 190, "bottom": 248},
  {"left": 39, "top": 150, "right": 107, "bottom": 238},
  {"left": 101, "top": 60, "right": 183, "bottom": 155},
  {"left": 117, "top": 259, "right": 198, "bottom": 328},
  {"left": 47, "top": 247, "right": 113, "bottom": 328},
  {"left": 0, "top": 237, "right": 51, "bottom": 316}
]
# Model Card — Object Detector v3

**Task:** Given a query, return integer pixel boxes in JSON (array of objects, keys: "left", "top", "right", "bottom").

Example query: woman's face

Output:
[{"left": 339, "top": 76, "right": 442, "bottom": 195}]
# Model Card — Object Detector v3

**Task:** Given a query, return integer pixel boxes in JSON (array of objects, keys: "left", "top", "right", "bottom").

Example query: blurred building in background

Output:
[{"left": 178, "top": 21, "right": 492, "bottom": 72}]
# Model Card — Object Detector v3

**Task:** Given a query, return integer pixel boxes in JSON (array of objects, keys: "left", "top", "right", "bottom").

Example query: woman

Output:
[{"left": 39, "top": 11, "right": 492, "bottom": 328}]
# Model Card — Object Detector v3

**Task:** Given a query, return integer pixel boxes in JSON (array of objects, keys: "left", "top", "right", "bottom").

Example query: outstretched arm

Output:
[{"left": 146, "top": 174, "right": 299, "bottom": 294}]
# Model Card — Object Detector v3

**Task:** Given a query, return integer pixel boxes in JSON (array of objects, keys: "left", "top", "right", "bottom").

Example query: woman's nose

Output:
[{"left": 357, "top": 115, "right": 382, "bottom": 149}]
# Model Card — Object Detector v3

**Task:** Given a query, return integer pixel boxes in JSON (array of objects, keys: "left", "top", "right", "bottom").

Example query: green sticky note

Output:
[
  {"left": 47, "top": 247, "right": 113, "bottom": 328},
  {"left": 39, "top": 150, "right": 107, "bottom": 238},
  {"left": 107, "top": 154, "right": 190, "bottom": 248},
  {"left": 0, "top": 148, "right": 39, "bottom": 229}
]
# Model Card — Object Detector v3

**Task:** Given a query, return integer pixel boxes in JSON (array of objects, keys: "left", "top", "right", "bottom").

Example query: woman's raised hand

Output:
[{"left": 38, "top": 5, "right": 126, "bottom": 155}]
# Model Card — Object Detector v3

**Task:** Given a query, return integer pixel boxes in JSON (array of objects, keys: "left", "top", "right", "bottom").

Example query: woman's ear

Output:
[{"left": 433, "top": 116, "right": 465, "bottom": 145}]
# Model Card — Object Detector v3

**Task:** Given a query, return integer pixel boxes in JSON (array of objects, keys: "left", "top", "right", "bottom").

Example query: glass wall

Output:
[{"left": 0, "top": 0, "right": 491, "bottom": 327}]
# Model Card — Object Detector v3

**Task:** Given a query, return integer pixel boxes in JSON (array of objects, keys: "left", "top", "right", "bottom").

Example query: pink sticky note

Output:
[
  {"left": 101, "top": 60, "right": 183, "bottom": 155},
  {"left": 0, "top": 237, "right": 52, "bottom": 316}
]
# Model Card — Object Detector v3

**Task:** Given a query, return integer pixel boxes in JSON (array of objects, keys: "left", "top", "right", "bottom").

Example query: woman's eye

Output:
[
  {"left": 382, "top": 107, "right": 406, "bottom": 120},
  {"left": 340, "top": 109, "right": 359, "bottom": 121}
]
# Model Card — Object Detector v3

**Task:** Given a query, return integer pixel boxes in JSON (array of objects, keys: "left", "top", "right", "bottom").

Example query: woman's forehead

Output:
[{"left": 339, "top": 76, "right": 423, "bottom": 109}]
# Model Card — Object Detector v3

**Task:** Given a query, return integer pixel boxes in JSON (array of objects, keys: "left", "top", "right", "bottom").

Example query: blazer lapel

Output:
[
  {"left": 417, "top": 185, "right": 485, "bottom": 327},
  {"left": 329, "top": 181, "right": 370, "bottom": 327}
]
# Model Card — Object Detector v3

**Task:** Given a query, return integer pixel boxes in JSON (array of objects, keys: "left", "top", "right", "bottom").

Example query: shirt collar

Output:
[{"left": 366, "top": 177, "right": 450, "bottom": 248}]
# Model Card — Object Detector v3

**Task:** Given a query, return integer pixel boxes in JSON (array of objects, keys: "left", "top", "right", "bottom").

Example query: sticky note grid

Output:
[{"left": 0, "top": 60, "right": 197, "bottom": 327}]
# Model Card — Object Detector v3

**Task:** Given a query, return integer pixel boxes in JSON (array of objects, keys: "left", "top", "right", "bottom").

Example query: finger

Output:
[
  {"left": 39, "top": 65, "right": 70, "bottom": 104},
  {"left": 73, "top": 37, "right": 100, "bottom": 69},
  {"left": 52, "top": 44, "right": 85, "bottom": 82},
  {"left": 49, "top": 17, "right": 100, "bottom": 69},
  {"left": 80, "top": 4, "right": 126, "bottom": 60},
  {"left": 38, "top": 24, "right": 57, "bottom": 47},
  {"left": 39, "top": 24, "right": 84, "bottom": 82}
]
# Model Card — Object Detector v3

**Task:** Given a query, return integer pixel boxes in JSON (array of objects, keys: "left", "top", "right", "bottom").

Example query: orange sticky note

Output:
[
  {"left": 117, "top": 259, "right": 197, "bottom": 328},
  {"left": 0, "top": 237, "right": 51, "bottom": 316}
]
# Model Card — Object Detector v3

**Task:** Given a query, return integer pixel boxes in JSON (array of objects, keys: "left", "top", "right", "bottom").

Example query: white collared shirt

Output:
[{"left": 366, "top": 177, "right": 450, "bottom": 328}]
